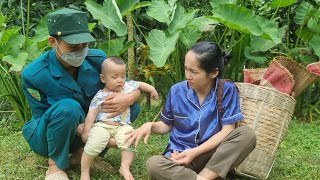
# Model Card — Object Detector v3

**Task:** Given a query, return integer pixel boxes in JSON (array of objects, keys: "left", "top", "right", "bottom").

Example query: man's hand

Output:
[
  {"left": 77, "top": 123, "right": 84, "bottom": 136},
  {"left": 101, "top": 93, "right": 132, "bottom": 118}
]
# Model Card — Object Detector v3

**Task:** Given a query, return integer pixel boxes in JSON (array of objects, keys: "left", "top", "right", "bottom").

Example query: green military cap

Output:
[{"left": 47, "top": 8, "right": 95, "bottom": 44}]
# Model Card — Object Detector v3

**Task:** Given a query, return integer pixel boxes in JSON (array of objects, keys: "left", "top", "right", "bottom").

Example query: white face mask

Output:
[{"left": 55, "top": 40, "right": 88, "bottom": 67}]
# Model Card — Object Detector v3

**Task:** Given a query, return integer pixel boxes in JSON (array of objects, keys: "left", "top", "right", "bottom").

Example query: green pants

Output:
[
  {"left": 146, "top": 126, "right": 256, "bottom": 180},
  {"left": 26, "top": 99, "right": 85, "bottom": 170}
]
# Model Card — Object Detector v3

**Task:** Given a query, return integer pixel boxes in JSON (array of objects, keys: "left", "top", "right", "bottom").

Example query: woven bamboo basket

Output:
[
  {"left": 274, "top": 56, "right": 320, "bottom": 96},
  {"left": 234, "top": 83, "right": 296, "bottom": 179}
]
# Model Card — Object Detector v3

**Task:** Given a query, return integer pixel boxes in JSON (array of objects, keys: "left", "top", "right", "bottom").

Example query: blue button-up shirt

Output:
[{"left": 159, "top": 79, "right": 243, "bottom": 156}]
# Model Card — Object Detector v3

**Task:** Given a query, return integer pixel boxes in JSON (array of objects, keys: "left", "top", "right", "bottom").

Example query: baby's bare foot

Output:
[
  {"left": 119, "top": 166, "right": 134, "bottom": 180},
  {"left": 80, "top": 172, "right": 90, "bottom": 180}
]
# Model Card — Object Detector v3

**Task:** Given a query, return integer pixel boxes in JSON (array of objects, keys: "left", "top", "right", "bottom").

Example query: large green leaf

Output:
[
  {"left": 180, "top": 25, "right": 202, "bottom": 48},
  {"left": 299, "top": 54, "right": 317, "bottom": 64},
  {"left": 98, "top": 37, "right": 135, "bottom": 57},
  {"left": 309, "top": 35, "right": 320, "bottom": 57},
  {"left": 188, "top": 16, "right": 218, "bottom": 32},
  {"left": 249, "top": 35, "right": 277, "bottom": 53},
  {"left": 270, "top": 0, "right": 297, "bottom": 8},
  {"left": 0, "top": 15, "right": 5, "bottom": 31},
  {"left": 210, "top": 0, "right": 237, "bottom": 9},
  {"left": 33, "top": 15, "right": 48, "bottom": 43},
  {"left": 120, "top": 1, "right": 151, "bottom": 16},
  {"left": 117, "top": 0, "right": 139, "bottom": 14},
  {"left": 307, "top": 17, "right": 318, "bottom": 32},
  {"left": 2, "top": 52, "right": 28, "bottom": 72},
  {"left": 146, "top": 29, "right": 179, "bottom": 67},
  {"left": 25, "top": 39, "right": 42, "bottom": 63},
  {"left": 6, "top": 34, "right": 25, "bottom": 57},
  {"left": 85, "top": 0, "right": 127, "bottom": 36},
  {"left": 244, "top": 46, "right": 267, "bottom": 64},
  {"left": 210, "top": 4, "right": 263, "bottom": 36},
  {"left": 167, "top": 4, "right": 197, "bottom": 34},
  {"left": 146, "top": 0, "right": 175, "bottom": 25},
  {"left": 294, "top": 1, "right": 313, "bottom": 25},
  {"left": 257, "top": 16, "right": 282, "bottom": 44},
  {"left": 295, "top": 27, "right": 315, "bottom": 41},
  {"left": 0, "top": 26, "right": 20, "bottom": 46}
]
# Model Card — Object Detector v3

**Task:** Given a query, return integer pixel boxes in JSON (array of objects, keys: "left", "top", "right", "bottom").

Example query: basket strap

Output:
[
  {"left": 217, "top": 79, "right": 226, "bottom": 122},
  {"left": 217, "top": 79, "right": 238, "bottom": 122}
]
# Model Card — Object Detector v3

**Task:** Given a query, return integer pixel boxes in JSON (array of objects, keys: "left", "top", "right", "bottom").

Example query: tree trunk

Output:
[{"left": 126, "top": 12, "right": 135, "bottom": 79}]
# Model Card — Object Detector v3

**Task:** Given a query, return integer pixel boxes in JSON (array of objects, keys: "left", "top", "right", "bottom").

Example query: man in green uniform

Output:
[{"left": 21, "top": 8, "right": 140, "bottom": 179}]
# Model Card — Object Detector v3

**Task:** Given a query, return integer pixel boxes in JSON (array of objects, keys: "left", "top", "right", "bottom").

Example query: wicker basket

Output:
[
  {"left": 274, "top": 56, "right": 320, "bottom": 96},
  {"left": 234, "top": 83, "right": 296, "bottom": 179}
]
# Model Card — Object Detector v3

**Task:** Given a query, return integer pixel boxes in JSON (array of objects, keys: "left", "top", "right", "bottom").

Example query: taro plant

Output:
[
  {"left": 85, "top": 0, "right": 216, "bottom": 83},
  {"left": 206, "top": 0, "right": 320, "bottom": 121},
  {"left": 0, "top": 0, "right": 44, "bottom": 123},
  {"left": 0, "top": 13, "right": 39, "bottom": 123}
]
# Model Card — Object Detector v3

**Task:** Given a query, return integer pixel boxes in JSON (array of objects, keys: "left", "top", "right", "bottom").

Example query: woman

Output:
[{"left": 126, "top": 41, "right": 256, "bottom": 180}]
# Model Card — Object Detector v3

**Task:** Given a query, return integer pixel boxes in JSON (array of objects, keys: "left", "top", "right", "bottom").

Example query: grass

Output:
[{"left": 1, "top": 100, "right": 320, "bottom": 179}]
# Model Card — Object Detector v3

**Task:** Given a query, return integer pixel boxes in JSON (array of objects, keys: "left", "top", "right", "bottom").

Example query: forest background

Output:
[{"left": 0, "top": 0, "right": 320, "bottom": 179}]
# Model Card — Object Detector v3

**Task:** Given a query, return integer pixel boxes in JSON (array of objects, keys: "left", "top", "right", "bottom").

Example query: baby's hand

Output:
[
  {"left": 81, "top": 133, "right": 88, "bottom": 143},
  {"left": 150, "top": 89, "right": 159, "bottom": 100}
]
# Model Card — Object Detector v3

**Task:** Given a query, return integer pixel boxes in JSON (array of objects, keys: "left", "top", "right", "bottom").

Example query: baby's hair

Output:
[
  {"left": 107, "top": 56, "right": 125, "bottom": 65},
  {"left": 101, "top": 56, "right": 125, "bottom": 72}
]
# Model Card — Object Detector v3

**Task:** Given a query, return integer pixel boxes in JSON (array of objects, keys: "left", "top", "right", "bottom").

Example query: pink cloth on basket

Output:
[
  {"left": 306, "top": 62, "right": 320, "bottom": 75},
  {"left": 243, "top": 68, "right": 266, "bottom": 85},
  {"left": 259, "top": 60, "right": 294, "bottom": 95}
]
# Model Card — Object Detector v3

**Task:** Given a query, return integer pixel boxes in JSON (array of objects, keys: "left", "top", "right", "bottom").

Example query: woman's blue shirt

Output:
[{"left": 159, "top": 78, "right": 243, "bottom": 156}]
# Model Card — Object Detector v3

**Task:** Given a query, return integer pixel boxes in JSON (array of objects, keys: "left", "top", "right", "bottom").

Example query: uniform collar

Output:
[
  {"left": 48, "top": 48, "right": 96, "bottom": 93},
  {"left": 48, "top": 49, "right": 63, "bottom": 77}
]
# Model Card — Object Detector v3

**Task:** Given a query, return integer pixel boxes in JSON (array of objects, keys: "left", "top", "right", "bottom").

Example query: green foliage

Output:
[
  {"left": 85, "top": 0, "right": 127, "bottom": 37},
  {"left": 97, "top": 36, "right": 135, "bottom": 57},
  {"left": 0, "top": 14, "right": 33, "bottom": 123},
  {"left": 210, "top": 4, "right": 263, "bottom": 36},
  {"left": 146, "top": 30, "right": 179, "bottom": 67},
  {"left": 1, "top": 108, "right": 319, "bottom": 179},
  {"left": 1, "top": 0, "right": 320, "bottom": 131},
  {"left": 269, "top": 120, "right": 320, "bottom": 179}
]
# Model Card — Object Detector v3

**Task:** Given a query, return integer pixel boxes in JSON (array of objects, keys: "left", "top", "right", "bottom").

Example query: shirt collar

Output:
[{"left": 185, "top": 78, "right": 220, "bottom": 107}]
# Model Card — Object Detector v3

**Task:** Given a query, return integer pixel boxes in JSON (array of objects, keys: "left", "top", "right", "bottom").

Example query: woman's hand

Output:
[
  {"left": 170, "top": 149, "right": 197, "bottom": 165},
  {"left": 125, "top": 122, "right": 153, "bottom": 147}
]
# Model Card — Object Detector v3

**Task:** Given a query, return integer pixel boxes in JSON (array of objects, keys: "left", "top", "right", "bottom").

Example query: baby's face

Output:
[{"left": 101, "top": 61, "right": 126, "bottom": 92}]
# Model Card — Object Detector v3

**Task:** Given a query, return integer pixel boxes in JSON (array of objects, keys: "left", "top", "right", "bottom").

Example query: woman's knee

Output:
[
  {"left": 239, "top": 126, "right": 257, "bottom": 148},
  {"left": 146, "top": 155, "right": 162, "bottom": 174}
]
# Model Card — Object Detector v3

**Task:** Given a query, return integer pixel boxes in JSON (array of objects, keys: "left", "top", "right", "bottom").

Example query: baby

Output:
[{"left": 80, "top": 56, "right": 159, "bottom": 180}]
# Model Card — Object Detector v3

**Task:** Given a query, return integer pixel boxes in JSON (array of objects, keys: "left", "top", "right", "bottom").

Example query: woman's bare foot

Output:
[{"left": 119, "top": 166, "right": 134, "bottom": 180}]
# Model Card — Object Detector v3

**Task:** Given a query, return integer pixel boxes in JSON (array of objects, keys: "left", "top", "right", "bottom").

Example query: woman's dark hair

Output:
[{"left": 189, "top": 41, "right": 231, "bottom": 77}]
